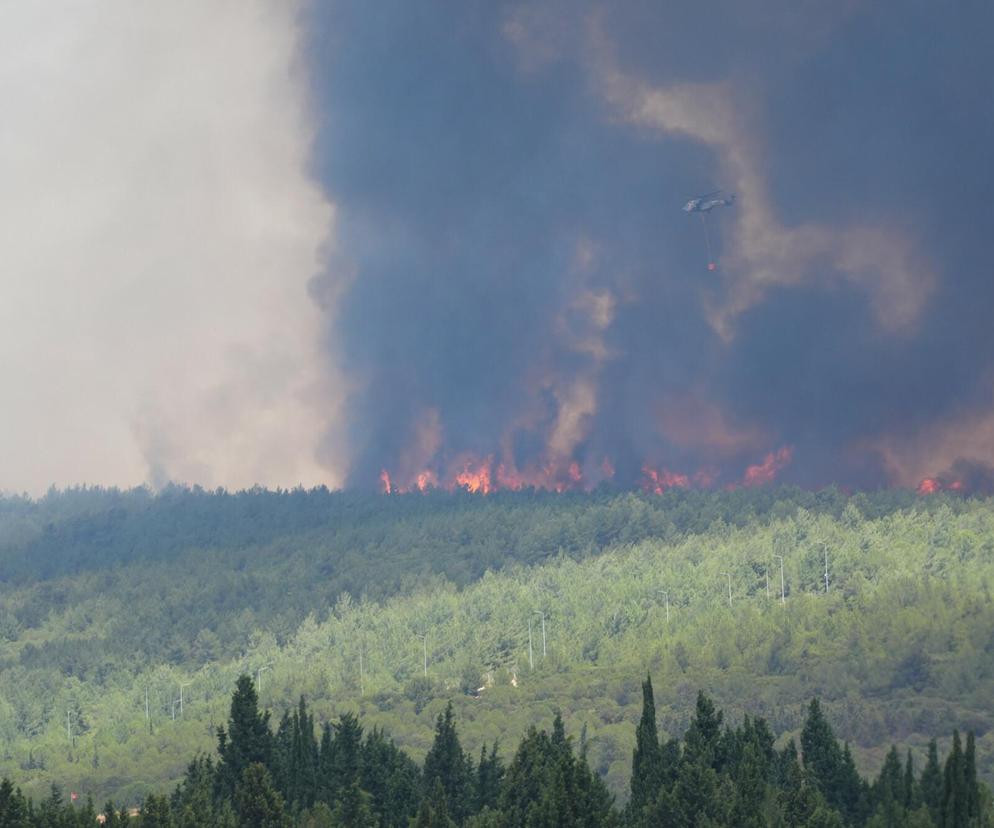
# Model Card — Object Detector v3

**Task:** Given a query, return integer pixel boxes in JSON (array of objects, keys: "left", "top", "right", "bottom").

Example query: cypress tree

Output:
[
  {"left": 777, "top": 747, "right": 823, "bottom": 828},
  {"left": 317, "top": 723, "right": 335, "bottom": 806},
  {"left": 729, "top": 740, "right": 768, "bottom": 828},
  {"left": 217, "top": 675, "right": 273, "bottom": 797},
  {"left": 474, "top": 743, "right": 504, "bottom": 813},
  {"left": 964, "top": 731, "right": 980, "bottom": 823},
  {"left": 38, "top": 785, "right": 66, "bottom": 828},
  {"left": 629, "top": 674, "right": 664, "bottom": 817},
  {"left": 801, "top": 699, "right": 840, "bottom": 797},
  {"left": 422, "top": 703, "right": 473, "bottom": 824},
  {"left": 79, "top": 795, "right": 97, "bottom": 827},
  {"left": 330, "top": 712, "right": 364, "bottom": 803},
  {"left": 777, "top": 739, "right": 800, "bottom": 787},
  {"left": 360, "top": 727, "right": 421, "bottom": 827},
  {"left": 904, "top": 749, "right": 917, "bottom": 810},
  {"left": 0, "top": 779, "right": 30, "bottom": 828},
  {"left": 872, "top": 745, "right": 905, "bottom": 827},
  {"left": 683, "top": 691, "right": 723, "bottom": 770},
  {"left": 139, "top": 793, "right": 173, "bottom": 828},
  {"left": 575, "top": 726, "right": 617, "bottom": 828},
  {"left": 838, "top": 743, "right": 871, "bottom": 826},
  {"left": 330, "top": 780, "right": 376, "bottom": 827},
  {"left": 233, "top": 762, "right": 287, "bottom": 828},
  {"left": 272, "top": 700, "right": 317, "bottom": 807},
  {"left": 411, "top": 779, "right": 457, "bottom": 828},
  {"left": 171, "top": 754, "right": 225, "bottom": 826},
  {"left": 551, "top": 711, "right": 569, "bottom": 756},
  {"left": 272, "top": 711, "right": 294, "bottom": 805},
  {"left": 942, "top": 730, "right": 967, "bottom": 828},
  {"left": 920, "top": 737, "right": 943, "bottom": 823},
  {"left": 498, "top": 726, "right": 550, "bottom": 824},
  {"left": 800, "top": 699, "right": 866, "bottom": 822},
  {"left": 102, "top": 800, "right": 121, "bottom": 828},
  {"left": 651, "top": 757, "right": 724, "bottom": 827}
]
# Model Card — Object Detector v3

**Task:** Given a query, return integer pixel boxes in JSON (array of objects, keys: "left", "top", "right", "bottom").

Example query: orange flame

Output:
[
  {"left": 414, "top": 470, "right": 438, "bottom": 491},
  {"left": 917, "top": 476, "right": 965, "bottom": 495},
  {"left": 454, "top": 456, "right": 493, "bottom": 493},
  {"left": 741, "top": 446, "right": 793, "bottom": 487},
  {"left": 380, "top": 444, "right": 792, "bottom": 496},
  {"left": 641, "top": 465, "right": 691, "bottom": 494}
]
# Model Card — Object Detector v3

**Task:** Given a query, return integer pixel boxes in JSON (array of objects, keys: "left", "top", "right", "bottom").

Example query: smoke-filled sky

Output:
[{"left": 3, "top": 2, "right": 993, "bottom": 494}]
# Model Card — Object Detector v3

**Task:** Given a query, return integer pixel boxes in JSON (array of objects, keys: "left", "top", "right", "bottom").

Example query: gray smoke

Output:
[{"left": 305, "top": 0, "right": 994, "bottom": 492}]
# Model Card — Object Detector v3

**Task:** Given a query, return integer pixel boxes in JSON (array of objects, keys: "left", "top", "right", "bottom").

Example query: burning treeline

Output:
[
  {"left": 379, "top": 446, "right": 990, "bottom": 498},
  {"left": 378, "top": 445, "right": 796, "bottom": 495}
]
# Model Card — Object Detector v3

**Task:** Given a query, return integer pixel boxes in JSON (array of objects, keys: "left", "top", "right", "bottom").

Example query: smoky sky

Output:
[{"left": 306, "top": 1, "right": 994, "bottom": 490}]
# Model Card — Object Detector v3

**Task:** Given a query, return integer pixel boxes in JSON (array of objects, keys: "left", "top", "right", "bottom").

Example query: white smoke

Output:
[{"left": 0, "top": 1, "right": 347, "bottom": 494}]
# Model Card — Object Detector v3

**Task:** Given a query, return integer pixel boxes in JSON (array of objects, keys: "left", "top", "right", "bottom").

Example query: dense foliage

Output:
[
  {"left": 2, "top": 675, "right": 989, "bottom": 826},
  {"left": 1, "top": 487, "right": 993, "bottom": 806}
]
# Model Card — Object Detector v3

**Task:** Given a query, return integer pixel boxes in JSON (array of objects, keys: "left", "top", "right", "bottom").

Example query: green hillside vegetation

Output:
[{"left": 0, "top": 488, "right": 992, "bottom": 806}]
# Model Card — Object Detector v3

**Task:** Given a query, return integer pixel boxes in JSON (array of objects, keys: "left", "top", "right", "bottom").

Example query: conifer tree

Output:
[
  {"left": 942, "top": 730, "right": 967, "bottom": 828},
  {"left": 0, "top": 779, "right": 30, "bottom": 828},
  {"left": 217, "top": 676, "right": 273, "bottom": 797},
  {"left": 499, "top": 726, "right": 549, "bottom": 824},
  {"left": 474, "top": 742, "right": 504, "bottom": 814},
  {"left": 650, "top": 757, "right": 724, "bottom": 827},
  {"left": 801, "top": 699, "right": 840, "bottom": 796},
  {"left": 838, "top": 743, "right": 870, "bottom": 825},
  {"left": 317, "top": 723, "right": 335, "bottom": 806},
  {"left": 904, "top": 749, "right": 918, "bottom": 811},
  {"left": 139, "top": 793, "right": 173, "bottom": 827},
  {"left": 964, "top": 731, "right": 980, "bottom": 824},
  {"left": 272, "top": 711, "right": 294, "bottom": 803},
  {"left": 360, "top": 727, "right": 421, "bottom": 827},
  {"left": 233, "top": 762, "right": 287, "bottom": 828},
  {"left": 172, "top": 754, "right": 229, "bottom": 828},
  {"left": 422, "top": 702, "right": 473, "bottom": 824},
  {"left": 78, "top": 796, "right": 98, "bottom": 827},
  {"left": 629, "top": 674, "right": 664, "bottom": 818},
  {"left": 410, "top": 779, "right": 457, "bottom": 828},
  {"left": 102, "top": 800, "right": 121, "bottom": 828},
  {"left": 871, "top": 745, "right": 905, "bottom": 827},
  {"left": 574, "top": 727, "right": 617, "bottom": 828},
  {"left": 800, "top": 698, "right": 866, "bottom": 822},
  {"left": 777, "top": 746, "right": 823, "bottom": 827},
  {"left": 331, "top": 713, "right": 364, "bottom": 794},
  {"left": 683, "top": 691, "right": 724, "bottom": 770},
  {"left": 730, "top": 740, "right": 770, "bottom": 828},
  {"left": 330, "top": 780, "right": 376, "bottom": 827},
  {"left": 920, "top": 738, "right": 944, "bottom": 825}
]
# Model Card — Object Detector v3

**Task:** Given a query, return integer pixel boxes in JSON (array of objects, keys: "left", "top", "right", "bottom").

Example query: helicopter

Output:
[
  {"left": 683, "top": 190, "right": 735, "bottom": 270},
  {"left": 683, "top": 189, "right": 735, "bottom": 214}
]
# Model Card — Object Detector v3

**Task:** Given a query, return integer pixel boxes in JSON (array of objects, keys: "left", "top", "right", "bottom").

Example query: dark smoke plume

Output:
[{"left": 305, "top": 1, "right": 994, "bottom": 494}]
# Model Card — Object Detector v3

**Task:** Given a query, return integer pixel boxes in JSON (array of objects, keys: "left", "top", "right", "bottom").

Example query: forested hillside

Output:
[{"left": 1, "top": 487, "right": 992, "bottom": 807}]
